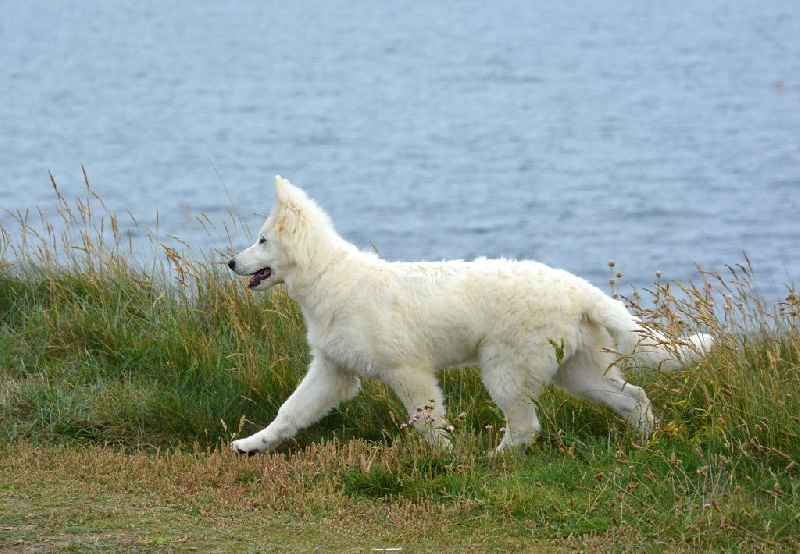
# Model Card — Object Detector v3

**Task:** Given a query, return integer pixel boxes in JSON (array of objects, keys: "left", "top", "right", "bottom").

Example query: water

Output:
[{"left": 2, "top": 1, "right": 799, "bottom": 303}]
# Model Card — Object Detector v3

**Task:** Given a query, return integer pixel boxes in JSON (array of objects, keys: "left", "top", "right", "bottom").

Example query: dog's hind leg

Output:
[
  {"left": 554, "top": 348, "right": 655, "bottom": 437},
  {"left": 384, "top": 367, "right": 451, "bottom": 449},
  {"left": 231, "top": 353, "right": 360, "bottom": 454}
]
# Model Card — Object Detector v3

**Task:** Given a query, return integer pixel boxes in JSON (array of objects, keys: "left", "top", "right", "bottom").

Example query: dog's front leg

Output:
[{"left": 231, "top": 354, "right": 361, "bottom": 454}]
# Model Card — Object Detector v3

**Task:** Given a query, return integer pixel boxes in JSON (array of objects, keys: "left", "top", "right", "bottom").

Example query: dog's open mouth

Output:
[{"left": 248, "top": 267, "right": 272, "bottom": 288}]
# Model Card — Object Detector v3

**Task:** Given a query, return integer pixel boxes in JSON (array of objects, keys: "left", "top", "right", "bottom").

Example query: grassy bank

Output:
[
  {"left": 2, "top": 437, "right": 796, "bottom": 552},
  {"left": 1, "top": 175, "right": 799, "bottom": 551}
]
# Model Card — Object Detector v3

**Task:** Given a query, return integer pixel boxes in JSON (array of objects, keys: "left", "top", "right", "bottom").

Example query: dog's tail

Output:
[{"left": 584, "top": 290, "right": 712, "bottom": 371}]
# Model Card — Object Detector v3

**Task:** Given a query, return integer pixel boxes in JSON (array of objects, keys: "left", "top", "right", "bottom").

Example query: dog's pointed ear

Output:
[
  {"left": 274, "top": 175, "right": 291, "bottom": 204},
  {"left": 271, "top": 175, "right": 335, "bottom": 240},
  {"left": 274, "top": 176, "right": 312, "bottom": 207}
]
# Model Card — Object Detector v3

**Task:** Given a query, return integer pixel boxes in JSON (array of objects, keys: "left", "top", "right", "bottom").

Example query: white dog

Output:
[{"left": 227, "top": 177, "right": 712, "bottom": 454}]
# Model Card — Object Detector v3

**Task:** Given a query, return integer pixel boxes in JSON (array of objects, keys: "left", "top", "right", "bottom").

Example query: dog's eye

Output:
[{"left": 258, "top": 237, "right": 267, "bottom": 245}]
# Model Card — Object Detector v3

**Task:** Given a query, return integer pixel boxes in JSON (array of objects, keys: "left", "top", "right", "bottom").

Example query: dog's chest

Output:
[{"left": 308, "top": 327, "right": 379, "bottom": 375}]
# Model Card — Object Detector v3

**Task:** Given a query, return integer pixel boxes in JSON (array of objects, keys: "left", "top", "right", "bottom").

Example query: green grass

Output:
[{"left": 1, "top": 173, "right": 799, "bottom": 551}]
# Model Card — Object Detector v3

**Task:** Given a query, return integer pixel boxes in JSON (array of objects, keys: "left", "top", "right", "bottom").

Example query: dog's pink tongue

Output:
[{"left": 248, "top": 268, "right": 271, "bottom": 288}]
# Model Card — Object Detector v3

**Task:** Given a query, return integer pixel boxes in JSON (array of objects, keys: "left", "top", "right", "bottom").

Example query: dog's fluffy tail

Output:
[{"left": 585, "top": 290, "right": 713, "bottom": 371}]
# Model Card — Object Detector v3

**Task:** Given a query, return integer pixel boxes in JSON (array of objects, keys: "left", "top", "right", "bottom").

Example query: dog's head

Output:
[
  {"left": 227, "top": 215, "right": 284, "bottom": 291},
  {"left": 228, "top": 176, "right": 333, "bottom": 292}
]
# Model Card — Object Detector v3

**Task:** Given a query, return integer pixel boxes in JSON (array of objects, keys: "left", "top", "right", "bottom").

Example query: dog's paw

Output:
[
  {"left": 628, "top": 399, "right": 656, "bottom": 439},
  {"left": 231, "top": 439, "right": 261, "bottom": 456},
  {"left": 493, "top": 430, "right": 537, "bottom": 454},
  {"left": 422, "top": 427, "right": 453, "bottom": 452}
]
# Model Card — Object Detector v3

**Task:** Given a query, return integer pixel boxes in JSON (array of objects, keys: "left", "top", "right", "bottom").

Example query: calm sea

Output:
[{"left": 1, "top": 1, "right": 799, "bottom": 303}]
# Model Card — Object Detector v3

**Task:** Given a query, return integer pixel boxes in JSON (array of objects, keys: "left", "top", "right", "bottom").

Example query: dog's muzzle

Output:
[{"left": 228, "top": 258, "right": 272, "bottom": 288}]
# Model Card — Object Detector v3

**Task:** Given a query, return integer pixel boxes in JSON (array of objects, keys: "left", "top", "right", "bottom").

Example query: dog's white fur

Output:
[{"left": 227, "top": 177, "right": 712, "bottom": 454}]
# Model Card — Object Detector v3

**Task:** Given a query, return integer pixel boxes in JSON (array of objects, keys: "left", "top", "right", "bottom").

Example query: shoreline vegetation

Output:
[{"left": 1, "top": 173, "right": 799, "bottom": 551}]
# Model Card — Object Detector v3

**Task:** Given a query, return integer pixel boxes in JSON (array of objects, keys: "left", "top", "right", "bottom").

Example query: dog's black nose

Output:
[{"left": 227, "top": 259, "right": 236, "bottom": 270}]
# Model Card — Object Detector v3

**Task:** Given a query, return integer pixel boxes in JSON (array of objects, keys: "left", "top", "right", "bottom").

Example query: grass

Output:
[{"left": 1, "top": 171, "right": 799, "bottom": 551}]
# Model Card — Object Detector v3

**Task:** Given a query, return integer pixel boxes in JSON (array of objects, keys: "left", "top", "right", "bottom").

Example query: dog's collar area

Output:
[{"left": 248, "top": 267, "right": 272, "bottom": 288}]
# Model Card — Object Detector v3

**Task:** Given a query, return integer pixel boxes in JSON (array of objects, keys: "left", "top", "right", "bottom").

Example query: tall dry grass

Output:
[{"left": 1, "top": 171, "right": 798, "bottom": 459}]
